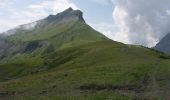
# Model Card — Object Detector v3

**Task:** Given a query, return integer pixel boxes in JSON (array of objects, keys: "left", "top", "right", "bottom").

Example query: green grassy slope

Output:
[
  {"left": 0, "top": 21, "right": 109, "bottom": 82},
  {"left": 48, "top": 22, "right": 108, "bottom": 49},
  {"left": 0, "top": 41, "right": 170, "bottom": 100},
  {"left": 7, "top": 21, "right": 108, "bottom": 50},
  {"left": 7, "top": 20, "right": 77, "bottom": 42}
]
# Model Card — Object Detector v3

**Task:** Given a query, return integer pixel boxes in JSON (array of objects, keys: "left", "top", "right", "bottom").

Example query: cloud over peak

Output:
[
  {"left": 113, "top": 0, "right": 170, "bottom": 47},
  {"left": 0, "top": 0, "right": 78, "bottom": 33}
]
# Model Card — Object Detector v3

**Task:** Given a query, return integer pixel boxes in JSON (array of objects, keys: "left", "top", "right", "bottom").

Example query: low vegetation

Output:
[{"left": 0, "top": 41, "right": 170, "bottom": 99}]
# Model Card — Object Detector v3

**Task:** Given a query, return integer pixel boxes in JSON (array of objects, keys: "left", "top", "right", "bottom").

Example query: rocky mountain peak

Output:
[{"left": 45, "top": 7, "right": 85, "bottom": 23}]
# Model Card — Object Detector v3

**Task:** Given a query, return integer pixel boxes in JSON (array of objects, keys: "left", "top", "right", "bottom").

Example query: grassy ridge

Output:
[
  {"left": 8, "top": 21, "right": 107, "bottom": 47},
  {"left": 0, "top": 41, "right": 170, "bottom": 99}
]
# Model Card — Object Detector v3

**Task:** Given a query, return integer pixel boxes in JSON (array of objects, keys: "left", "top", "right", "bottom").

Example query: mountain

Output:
[
  {"left": 155, "top": 33, "right": 170, "bottom": 55},
  {"left": 0, "top": 7, "right": 109, "bottom": 81},
  {"left": 4, "top": 7, "right": 107, "bottom": 48},
  {"left": 0, "top": 7, "right": 108, "bottom": 62},
  {"left": 1, "top": 8, "right": 170, "bottom": 100}
]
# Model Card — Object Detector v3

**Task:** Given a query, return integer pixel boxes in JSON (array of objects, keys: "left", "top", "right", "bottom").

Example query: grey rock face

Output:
[
  {"left": 44, "top": 7, "right": 85, "bottom": 23},
  {"left": 155, "top": 33, "right": 170, "bottom": 55}
]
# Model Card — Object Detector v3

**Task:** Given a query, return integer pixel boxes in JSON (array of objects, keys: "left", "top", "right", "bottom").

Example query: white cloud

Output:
[
  {"left": 28, "top": 0, "right": 79, "bottom": 15},
  {"left": 0, "top": 0, "right": 15, "bottom": 8},
  {"left": 89, "top": 22, "right": 130, "bottom": 43},
  {"left": 0, "top": 0, "right": 78, "bottom": 33},
  {"left": 112, "top": 0, "right": 170, "bottom": 47},
  {"left": 92, "top": 0, "right": 112, "bottom": 6}
]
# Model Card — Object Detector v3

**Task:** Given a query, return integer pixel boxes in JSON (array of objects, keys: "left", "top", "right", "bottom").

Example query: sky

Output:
[{"left": 0, "top": 0, "right": 170, "bottom": 47}]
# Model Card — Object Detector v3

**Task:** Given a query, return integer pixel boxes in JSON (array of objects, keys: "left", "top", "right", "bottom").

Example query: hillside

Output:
[
  {"left": 0, "top": 7, "right": 108, "bottom": 81},
  {"left": 0, "top": 8, "right": 170, "bottom": 100},
  {"left": 1, "top": 41, "right": 170, "bottom": 100},
  {"left": 0, "top": 8, "right": 107, "bottom": 58}
]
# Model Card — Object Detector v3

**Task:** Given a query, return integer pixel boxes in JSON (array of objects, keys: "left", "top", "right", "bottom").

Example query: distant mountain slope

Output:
[{"left": 155, "top": 33, "right": 170, "bottom": 55}]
